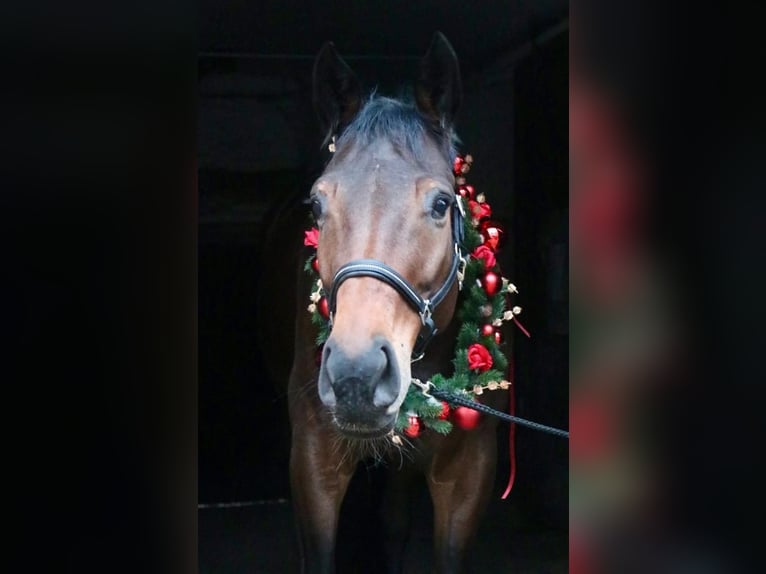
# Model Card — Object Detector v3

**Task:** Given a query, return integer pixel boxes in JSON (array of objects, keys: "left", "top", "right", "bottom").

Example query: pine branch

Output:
[{"left": 423, "top": 418, "right": 452, "bottom": 434}]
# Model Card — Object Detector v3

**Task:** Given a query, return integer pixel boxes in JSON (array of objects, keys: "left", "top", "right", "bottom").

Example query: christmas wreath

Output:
[{"left": 303, "top": 154, "right": 526, "bottom": 438}]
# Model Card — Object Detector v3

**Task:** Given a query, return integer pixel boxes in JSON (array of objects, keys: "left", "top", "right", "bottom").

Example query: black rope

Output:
[{"left": 429, "top": 388, "right": 569, "bottom": 439}]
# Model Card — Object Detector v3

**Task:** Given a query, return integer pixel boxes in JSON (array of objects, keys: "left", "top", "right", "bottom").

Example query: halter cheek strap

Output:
[{"left": 327, "top": 200, "right": 466, "bottom": 360}]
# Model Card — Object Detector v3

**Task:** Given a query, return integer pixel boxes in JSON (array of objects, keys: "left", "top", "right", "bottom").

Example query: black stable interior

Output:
[{"left": 199, "top": 2, "right": 568, "bottom": 571}]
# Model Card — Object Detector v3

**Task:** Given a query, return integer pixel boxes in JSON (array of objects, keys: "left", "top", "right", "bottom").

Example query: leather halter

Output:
[{"left": 327, "top": 199, "right": 466, "bottom": 361}]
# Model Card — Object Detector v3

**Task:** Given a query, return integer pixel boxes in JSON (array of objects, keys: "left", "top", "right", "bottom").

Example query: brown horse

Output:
[{"left": 288, "top": 33, "right": 507, "bottom": 573}]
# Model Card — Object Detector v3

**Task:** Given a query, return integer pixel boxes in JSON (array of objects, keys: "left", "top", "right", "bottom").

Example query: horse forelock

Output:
[{"left": 330, "top": 94, "right": 457, "bottom": 168}]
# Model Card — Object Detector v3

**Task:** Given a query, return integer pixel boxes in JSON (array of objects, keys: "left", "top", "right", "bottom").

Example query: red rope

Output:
[{"left": 501, "top": 364, "right": 517, "bottom": 499}]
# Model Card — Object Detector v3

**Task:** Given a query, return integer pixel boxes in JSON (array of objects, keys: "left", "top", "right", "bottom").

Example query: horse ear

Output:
[
  {"left": 415, "top": 32, "right": 462, "bottom": 126},
  {"left": 313, "top": 42, "right": 362, "bottom": 141}
]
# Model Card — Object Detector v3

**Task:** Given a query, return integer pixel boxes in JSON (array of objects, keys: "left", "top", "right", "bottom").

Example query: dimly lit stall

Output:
[{"left": 199, "top": 2, "right": 568, "bottom": 571}]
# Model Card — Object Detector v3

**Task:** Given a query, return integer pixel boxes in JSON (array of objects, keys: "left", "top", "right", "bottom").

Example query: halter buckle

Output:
[{"left": 456, "top": 250, "right": 467, "bottom": 291}]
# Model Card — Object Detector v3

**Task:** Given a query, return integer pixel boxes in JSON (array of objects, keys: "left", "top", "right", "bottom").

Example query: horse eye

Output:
[
  {"left": 431, "top": 195, "right": 451, "bottom": 219},
  {"left": 311, "top": 198, "right": 323, "bottom": 220}
]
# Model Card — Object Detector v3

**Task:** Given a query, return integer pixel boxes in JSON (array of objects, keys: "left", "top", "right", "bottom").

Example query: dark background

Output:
[
  {"left": 199, "top": 1, "right": 568, "bottom": 571},
  {"left": 6, "top": 1, "right": 766, "bottom": 572}
]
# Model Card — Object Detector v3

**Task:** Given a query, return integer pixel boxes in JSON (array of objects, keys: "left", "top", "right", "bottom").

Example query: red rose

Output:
[
  {"left": 453, "top": 155, "right": 466, "bottom": 175},
  {"left": 467, "top": 343, "right": 493, "bottom": 372},
  {"left": 468, "top": 200, "right": 492, "bottom": 221},
  {"left": 471, "top": 245, "right": 496, "bottom": 270},
  {"left": 304, "top": 228, "right": 319, "bottom": 247}
]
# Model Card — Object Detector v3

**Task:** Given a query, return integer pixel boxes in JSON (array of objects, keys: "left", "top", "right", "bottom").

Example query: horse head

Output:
[{"left": 310, "top": 33, "right": 463, "bottom": 438}]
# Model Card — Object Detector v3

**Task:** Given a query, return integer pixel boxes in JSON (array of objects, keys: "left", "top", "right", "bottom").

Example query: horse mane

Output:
[{"left": 333, "top": 93, "right": 458, "bottom": 165}]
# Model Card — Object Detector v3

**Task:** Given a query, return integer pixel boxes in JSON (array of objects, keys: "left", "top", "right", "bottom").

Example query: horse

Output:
[{"left": 287, "top": 33, "right": 508, "bottom": 574}]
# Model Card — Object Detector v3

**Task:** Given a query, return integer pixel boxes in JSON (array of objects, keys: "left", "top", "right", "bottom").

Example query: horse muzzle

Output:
[{"left": 317, "top": 335, "right": 402, "bottom": 437}]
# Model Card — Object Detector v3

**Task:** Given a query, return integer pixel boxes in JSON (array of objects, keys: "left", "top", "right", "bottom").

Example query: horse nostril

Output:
[
  {"left": 372, "top": 342, "right": 399, "bottom": 408},
  {"left": 318, "top": 337, "right": 401, "bottom": 412},
  {"left": 322, "top": 344, "right": 332, "bottom": 365},
  {"left": 317, "top": 344, "right": 336, "bottom": 407}
]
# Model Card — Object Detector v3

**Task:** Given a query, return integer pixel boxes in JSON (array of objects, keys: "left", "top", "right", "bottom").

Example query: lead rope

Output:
[
  {"left": 428, "top": 387, "right": 569, "bottom": 437},
  {"left": 413, "top": 379, "right": 569, "bottom": 438}
]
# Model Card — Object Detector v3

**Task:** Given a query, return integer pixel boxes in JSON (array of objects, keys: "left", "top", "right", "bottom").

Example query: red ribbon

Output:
[
  {"left": 501, "top": 364, "right": 516, "bottom": 499},
  {"left": 512, "top": 316, "right": 531, "bottom": 338}
]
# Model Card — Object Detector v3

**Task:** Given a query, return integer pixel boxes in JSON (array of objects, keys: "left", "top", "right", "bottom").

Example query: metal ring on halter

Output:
[
  {"left": 419, "top": 300, "right": 433, "bottom": 326},
  {"left": 410, "top": 378, "right": 434, "bottom": 398}
]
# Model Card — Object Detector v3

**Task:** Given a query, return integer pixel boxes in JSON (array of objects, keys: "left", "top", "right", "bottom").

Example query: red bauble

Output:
[
  {"left": 452, "top": 406, "right": 482, "bottom": 430},
  {"left": 479, "top": 220, "right": 506, "bottom": 252},
  {"left": 311, "top": 257, "right": 320, "bottom": 273},
  {"left": 480, "top": 324, "right": 503, "bottom": 344},
  {"left": 480, "top": 271, "right": 500, "bottom": 296},
  {"left": 438, "top": 401, "right": 450, "bottom": 420},
  {"left": 404, "top": 415, "right": 421, "bottom": 438},
  {"left": 317, "top": 297, "right": 330, "bottom": 319},
  {"left": 457, "top": 184, "right": 475, "bottom": 200}
]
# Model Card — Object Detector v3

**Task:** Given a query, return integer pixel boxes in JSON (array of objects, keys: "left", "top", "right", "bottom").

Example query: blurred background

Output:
[
  {"left": 571, "top": 2, "right": 766, "bottom": 572},
  {"left": 198, "top": 1, "right": 568, "bottom": 572}
]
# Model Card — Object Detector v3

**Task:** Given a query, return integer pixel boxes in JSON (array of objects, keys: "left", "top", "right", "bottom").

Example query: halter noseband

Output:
[{"left": 327, "top": 199, "right": 466, "bottom": 360}]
